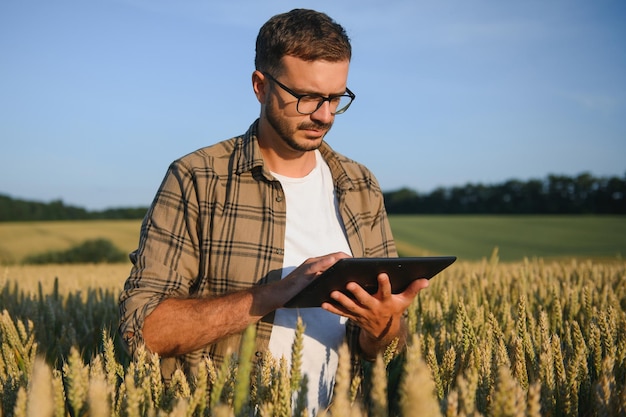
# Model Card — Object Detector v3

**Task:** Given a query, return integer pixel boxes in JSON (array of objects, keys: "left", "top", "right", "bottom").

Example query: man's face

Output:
[{"left": 261, "top": 56, "right": 350, "bottom": 153}]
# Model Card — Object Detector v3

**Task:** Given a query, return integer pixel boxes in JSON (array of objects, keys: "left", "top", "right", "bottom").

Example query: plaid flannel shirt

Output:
[{"left": 118, "top": 120, "right": 397, "bottom": 379}]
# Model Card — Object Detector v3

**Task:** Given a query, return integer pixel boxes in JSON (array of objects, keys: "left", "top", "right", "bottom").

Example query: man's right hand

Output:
[
  {"left": 274, "top": 251, "right": 351, "bottom": 307},
  {"left": 142, "top": 251, "right": 350, "bottom": 357}
]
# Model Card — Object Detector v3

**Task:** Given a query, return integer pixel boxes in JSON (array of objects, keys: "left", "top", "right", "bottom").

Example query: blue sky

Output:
[{"left": 1, "top": 0, "right": 625, "bottom": 210}]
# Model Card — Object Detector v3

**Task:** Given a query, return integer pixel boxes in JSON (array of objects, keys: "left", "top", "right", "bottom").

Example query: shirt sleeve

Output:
[
  {"left": 343, "top": 167, "right": 398, "bottom": 369},
  {"left": 118, "top": 159, "right": 203, "bottom": 356}
]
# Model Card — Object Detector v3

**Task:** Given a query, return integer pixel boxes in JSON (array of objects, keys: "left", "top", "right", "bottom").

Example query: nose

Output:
[{"left": 310, "top": 101, "right": 333, "bottom": 124}]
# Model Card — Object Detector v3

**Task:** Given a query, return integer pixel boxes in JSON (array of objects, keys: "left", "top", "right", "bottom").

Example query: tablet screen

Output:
[{"left": 284, "top": 256, "right": 456, "bottom": 308}]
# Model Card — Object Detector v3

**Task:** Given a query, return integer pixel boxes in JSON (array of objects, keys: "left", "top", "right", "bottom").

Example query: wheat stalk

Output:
[
  {"left": 1, "top": 257, "right": 625, "bottom": 417},
  {"left": 233, "top": 324, "right": 256, "bottom": 415},
  {"left": 399, "top": 334, "right": 442, "bottom": 417}
]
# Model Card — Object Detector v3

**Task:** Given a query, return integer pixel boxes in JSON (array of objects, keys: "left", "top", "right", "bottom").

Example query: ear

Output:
[{"left": 252, "top": 70, "right": 268, "bottom": 104}]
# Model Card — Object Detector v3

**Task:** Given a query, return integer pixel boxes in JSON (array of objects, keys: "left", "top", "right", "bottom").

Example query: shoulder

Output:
[
  {"left": 169, "top": 121, "right": 263, "bottom": 178},
  {"left": 173, "top": 136, "right": 241, "bottom": 173},
  {"left": 320, "top": 143, "right": 382, "bottom": 194}
]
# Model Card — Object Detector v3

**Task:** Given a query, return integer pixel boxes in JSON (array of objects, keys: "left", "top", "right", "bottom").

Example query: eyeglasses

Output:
[{"left": 263, "top": 72, "right": 355, "bottom": 115}]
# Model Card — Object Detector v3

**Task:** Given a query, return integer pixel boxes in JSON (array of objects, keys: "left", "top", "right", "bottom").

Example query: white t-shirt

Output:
[{"left": 268, "top": 150, "right": 352, "bottom": 414}]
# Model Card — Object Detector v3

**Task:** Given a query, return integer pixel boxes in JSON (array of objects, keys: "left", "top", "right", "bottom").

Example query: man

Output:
[{"left": 118, "top": 8, "right": 428, "bottom": 412}]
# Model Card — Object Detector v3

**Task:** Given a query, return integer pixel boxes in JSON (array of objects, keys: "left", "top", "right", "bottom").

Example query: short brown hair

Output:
[{"left": 255, "top": 9, "right": 352, "bottom": 75}]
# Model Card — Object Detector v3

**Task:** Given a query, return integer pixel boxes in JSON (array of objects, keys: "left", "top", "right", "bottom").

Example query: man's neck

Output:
[
  {"left": 257, "top": 120, "right": 318, "bottom": 178},
  {"left": 260, "top": 147, "right": 317, "bottom": 178}
]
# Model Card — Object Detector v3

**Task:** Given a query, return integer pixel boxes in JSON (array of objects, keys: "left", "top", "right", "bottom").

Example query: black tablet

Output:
[{"left": 284, "top": 256, "right": 456, "bottom": 308}]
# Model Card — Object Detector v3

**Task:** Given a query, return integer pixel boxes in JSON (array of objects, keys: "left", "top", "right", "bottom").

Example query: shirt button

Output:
[
  {"left": 275, "top": 249, "right": 284, "bottom": 255},
  {"left": 275, "top": 196, "right": 283, "bottom": 202}
]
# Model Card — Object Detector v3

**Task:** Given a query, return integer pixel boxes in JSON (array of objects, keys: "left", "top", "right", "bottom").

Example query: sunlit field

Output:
[
  {"left": 1, "top": 253, "right": 625, "bottom": 416},
  {"left": 1, "top": 263, "right": 129, "bottom": 295},
  {"left": 0, "top": 219, "right": 141, "bottom": 264},
  {"left": 1, "top": 216, "right": 625, "bottom": 415},
  {"left": 389, "top": 215, "right": 626, "bottom": 262},
  {"left": 1, "top": 215, "right": 625, "bottom": 264}
]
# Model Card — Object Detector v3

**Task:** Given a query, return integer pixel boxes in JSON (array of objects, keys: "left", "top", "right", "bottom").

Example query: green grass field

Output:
[
  {"left": 1, "top": 216, "right": 625, "bottom": 264},
  {"left": 390, "top": 214, "right": 626, "bottom": 261}
]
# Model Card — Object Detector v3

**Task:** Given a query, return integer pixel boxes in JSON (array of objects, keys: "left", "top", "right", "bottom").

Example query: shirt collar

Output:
[{"left": 235, "top": 119, "right": 266, "bottom": 176}]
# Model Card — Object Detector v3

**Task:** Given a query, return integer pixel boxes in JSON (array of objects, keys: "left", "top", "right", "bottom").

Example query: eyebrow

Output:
[
  {"left": 277, "top": 77, "right": 347, "bottom": 97},
  {"left": 294, "top": 86, "right": 348, "bottom": 97}
]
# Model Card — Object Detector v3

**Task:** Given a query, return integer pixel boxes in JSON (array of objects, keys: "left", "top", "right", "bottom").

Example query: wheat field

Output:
[{"left": 1, "top": 251, "right": 625, "bottom": 416}]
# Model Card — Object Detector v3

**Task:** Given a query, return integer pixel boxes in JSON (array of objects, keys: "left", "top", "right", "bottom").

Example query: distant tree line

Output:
[
  {"left": 1, "top": 172, "right": 625, "bottom": 221},
  {"left": 0, "top": 194, "right": 148, "bottom": 221},
  {"left": 384, "top": 172, "right": 626, "bottom": 214}
]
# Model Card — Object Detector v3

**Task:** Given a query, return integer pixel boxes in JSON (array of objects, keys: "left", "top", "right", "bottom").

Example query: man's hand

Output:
[
  {"left": 143, "top": 251, "right": 350, "bottom": 357},
  {"left": 277, "top": 252, "right": 351, "bottom": 307},
  {"left": 321, "top": 273, "right": 429, "bottom": 360}
]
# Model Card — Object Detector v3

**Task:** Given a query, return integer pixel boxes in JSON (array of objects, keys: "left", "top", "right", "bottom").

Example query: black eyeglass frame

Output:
[{"left": 262, "top": 72, "right": 356, "bottom": 115}]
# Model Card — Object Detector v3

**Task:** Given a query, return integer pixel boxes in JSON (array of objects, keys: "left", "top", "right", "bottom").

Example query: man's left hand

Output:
[{"left": 321, "top": 273, "right": 428, "bottom": 358}]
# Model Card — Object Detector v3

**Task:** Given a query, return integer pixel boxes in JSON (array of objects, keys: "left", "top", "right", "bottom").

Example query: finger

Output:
[
  {"left": 376, "top": 273, "right": 392, "bottom": 298},
  {"left": 401, "top": 278, "right": 429, "bottom": 300},
  {"left": 321, "top": 300, "right": 355, "bottom": 320},
  {"left": 343, "top": 282, "right": 377, "bottom": 307},
  {"left": 309, "top": 252, "right": 352, "bottom": 273},
  {"left": 330, "top": 288, "right": 364, "bottom": 310}
]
